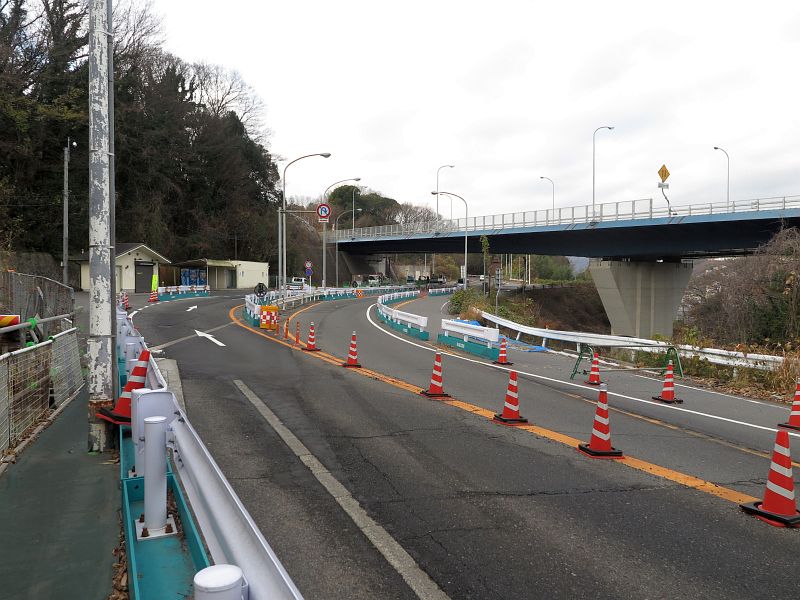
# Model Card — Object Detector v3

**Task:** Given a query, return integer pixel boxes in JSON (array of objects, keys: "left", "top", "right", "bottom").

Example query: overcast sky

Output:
[{"left": 154, "top": 1, "right": 800, "bottom": 218}]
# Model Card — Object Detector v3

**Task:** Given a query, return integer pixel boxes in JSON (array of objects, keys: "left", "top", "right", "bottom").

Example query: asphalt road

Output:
[{"left": 132, "top": 292, "right": 800, "bottom": 599}]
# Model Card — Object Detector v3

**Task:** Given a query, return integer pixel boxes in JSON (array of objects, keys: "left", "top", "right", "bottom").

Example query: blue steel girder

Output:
[{"left": 335, "top": 209, "right": 800, "bottom": 260}]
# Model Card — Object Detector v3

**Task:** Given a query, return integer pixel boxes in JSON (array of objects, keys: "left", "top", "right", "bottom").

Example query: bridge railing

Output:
[{"left": 333, "top": 194, "right": 800, "bottom": 241}]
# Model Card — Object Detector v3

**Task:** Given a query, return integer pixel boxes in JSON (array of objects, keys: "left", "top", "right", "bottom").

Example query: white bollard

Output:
[
  {"left": 194, "top": 565, "right": 244, "bottom": 600},
  {"left": 144, "top": 415, "right": 167, "bottom": 531}
]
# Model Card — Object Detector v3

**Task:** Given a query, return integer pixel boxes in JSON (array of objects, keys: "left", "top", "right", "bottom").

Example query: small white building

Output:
[
  {"left": 175, "top": 259, "right": 269, "bottom": 290},
  {"left": 75, "top": 242, "right": 170, "bottom": 293}
]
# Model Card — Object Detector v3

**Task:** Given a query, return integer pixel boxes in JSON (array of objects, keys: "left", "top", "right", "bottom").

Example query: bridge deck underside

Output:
[{"left": 337, "top": 213, "right": 800, "bottom": 259}]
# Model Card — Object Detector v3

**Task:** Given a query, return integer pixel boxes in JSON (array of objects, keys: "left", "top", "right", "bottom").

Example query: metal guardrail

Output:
[
  {"left": 376, "top": 291, "right": 428, "bottom": 330},
  {"left": 441, "top": 319, "right": 500, "bottom": 344},
  {"left": 428, "top": 286, "right": 459, "bottom": 295},
  {"left": 478, "top": 310, "right": 784, "bottom": 371},
  {"left": 116, "top": 308, "right": 303, "bottom": 598},
  {"left": 0, "top": 271, "right": 74, "bottom": 338},
  {"left": 333, "top": 194, "right": 800, "bottom": 241}
]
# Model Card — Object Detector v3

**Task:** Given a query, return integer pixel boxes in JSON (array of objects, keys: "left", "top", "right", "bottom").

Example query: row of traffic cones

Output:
[
  {"left": 96, "top": 350, "right": 150, "bottom": 425},
  {"left": 585, "top": 352, "right": 683, "bottom": 404}
]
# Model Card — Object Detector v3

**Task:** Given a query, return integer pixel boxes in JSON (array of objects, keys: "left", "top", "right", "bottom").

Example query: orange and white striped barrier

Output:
[
  {"left": 741, "top": 429, "right": 800, "bottom": 527},
  {"left": 492, "top": 371, "right": 528, "bottom": 425},
  {"left": 584, "top": 352, "right": 602, "bottom": 386},
  {"left": 303, "top": 322, "right": 321, "bottom": 352},
  {"left": 420, "top": 352, "right": 449, "bottom": 398},
  {"left": 653, "top": 360, "right": 682, "bottom": 403},
  {"left": 493, "top": 338, "right": 513, "bottom": 365},
  {"left": 295, "top": 321, "right": 300, "bottom": 346},
  {"left": 0, "top": 314, "right": 21, "bottom": 327},
  {"left": 96, "top": 350, "right": 150, "bottom": 425},
  {"left": 342, "top": 331, "right": 361, "bottom": 368},
  {"left": 148, "top": 290, "right": 158, "bottom": 303},
  {"left": 577, "top": 383, "right": 623, "bottom": 458},
  {"left": 779, "top": 378, "right": 800, "bottom": 431}
]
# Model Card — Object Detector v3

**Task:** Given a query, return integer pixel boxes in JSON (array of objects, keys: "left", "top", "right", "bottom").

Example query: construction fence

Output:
[
  {"left": 0, "top": 328, "right": 84, "bottom": 454},
  {"left": 0, "top": 271, "right": 74, "bottom": 338}
]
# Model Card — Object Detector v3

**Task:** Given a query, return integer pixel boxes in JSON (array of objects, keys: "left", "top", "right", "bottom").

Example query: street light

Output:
[
  {"left": 281, "top": 153, "right": 331, "bottom": 297},
  {"left": 322, "top": 177, "right": 360, "bottom": 289},
  {"left": 335, "top": 208, "right": 362, "bottom": 287},
  {"left": 592, "top": 126, "right": 614, "bottom": 217},
  {"left": 352, "top": 185, "right": 360, "bottom": 233},
  {"left": 540, "top": 176, "right": 555, "bottom": 212},
  {"left": 432, "top": 191, "right": 468, "bottom": 289},
  {"left": 63, "top": 137, "right": 77, "bottom": 285},
  {"left": 713, "top": 146, "right": 730, "bottom": 211},
  {"left": 433, "top": 164, "right": 454, "bottom": 276}
]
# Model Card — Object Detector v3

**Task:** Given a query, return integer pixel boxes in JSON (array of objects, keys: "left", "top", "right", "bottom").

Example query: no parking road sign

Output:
[
  {"left": 305, "top": 267, "right": 313, "bottom": 277},
  {"left": 317, "top": 203, "right": 331, "bottom": 223}
]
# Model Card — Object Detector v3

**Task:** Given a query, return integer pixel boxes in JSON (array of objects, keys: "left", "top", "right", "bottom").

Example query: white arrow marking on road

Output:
[
  {"left": 186, "top": 306, "right": 197, "bottom": 312},
  {"left": 194, "top": 329, "right": 226, "bottom": 347}
]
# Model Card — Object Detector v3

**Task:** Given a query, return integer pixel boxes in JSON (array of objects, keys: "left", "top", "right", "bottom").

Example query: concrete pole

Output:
[
  {"left": 88, "top": 0, "right": 113, "bottom": 451},
  {"left": 322, "top": 221, "right": 327, "bottom": 288},
  {"left": 62, "top": 139, "right": 70, "bottom": 285},
  {"left": 108, "top": 0, "right": 117, "bottom": 400}
]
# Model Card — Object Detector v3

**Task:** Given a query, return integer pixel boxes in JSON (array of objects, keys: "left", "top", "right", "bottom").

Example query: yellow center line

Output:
[{"left": 229, "top": 304, "right": 760, "bottom": 506}]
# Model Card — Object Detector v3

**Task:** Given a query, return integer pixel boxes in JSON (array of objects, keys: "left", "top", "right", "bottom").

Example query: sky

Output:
[{"left": 154, "top": 0, "right": 800, "bottom": 219}]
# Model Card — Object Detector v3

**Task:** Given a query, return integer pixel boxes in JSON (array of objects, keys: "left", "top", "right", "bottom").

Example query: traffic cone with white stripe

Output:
[
  {"left": 96, "top": 350, "right": 150, "bottom": 425},
  {"left": 493, "top": 338, "right": 513, "bottom": 366},
  {"left": 149, "top": 290, "right": 157, "bottom": 302},
  {"left": 283, "top": 319, "right": 289, "bottom": 340},
  {"left": 303, "top": 322, "right": 321, "bottom": 351},
  {"left": 295, "top": 321, "right": 301, "bottom": 346},
  {"left": 342, "top": 331, "right": 361, "bottom": 368},
  {"left": 578, "top": 384, "right": 623, "bottom": 458},
  {"left": 274, "top": 312, "right": 281, "bottom": 336},
  {"left": 741, "top": 429, "right": 800, "bottom": 527},
  {"left": 492, "top": 371, "right": 528, "bottom": 425},
  {"left": 584, "top": 352, "right": 602, "bottom": 385},
  {"left": 653, "top": 360, "right": 682, "bottom": 404},
  {"left": 421, "top": 352, "right": 450, "bottom": 398},
  {"left": 779, "top": 378, "right": 800, "bottom": 431}
]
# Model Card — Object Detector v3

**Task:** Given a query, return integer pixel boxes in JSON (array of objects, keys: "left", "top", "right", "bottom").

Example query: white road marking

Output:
[
  {"left": 129, "top": 310, "right": 139, "bottom": 319},
  {"left": 195, "top": 329, "right": 226, "bottom": 346},
  {"left": 186, "top": 305, "right": 198, "bottom": 312},
  {"left": 233, "top": 379, "right": 449, "bottom": 600},
  {"left": 365, "top": 304, "right": 799, "bottom": 440}
]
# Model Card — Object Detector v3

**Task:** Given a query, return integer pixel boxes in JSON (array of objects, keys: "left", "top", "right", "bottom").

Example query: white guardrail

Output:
[
  {"left": 441, "top": 319, "right": 500, "bottom": 345},
  {"left": 333, "top": 195, "right": 800, "bottom": 241},
  {"left": 116, "top": 308, "right": 303, "bottom": 599},
  {"left": 376, "top": 291, "right": 428, "bottom": 330},
  {"left": 428, "top": 286, "right": 459, "bottom": 295},
  {"left": 478, "top": 309, "right": 784, "bottom": 371}
]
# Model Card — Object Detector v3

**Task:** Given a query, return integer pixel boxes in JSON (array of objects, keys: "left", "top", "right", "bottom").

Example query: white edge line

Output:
[
  {"left": 365, "top": 304, "right": 799, "bottom": 440},
  {"left": 233, "top": 379, "right": 449, "bottom": 600}
]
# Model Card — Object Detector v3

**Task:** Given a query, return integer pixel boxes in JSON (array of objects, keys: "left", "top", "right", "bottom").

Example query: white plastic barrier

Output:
[
  {"left": 441, "top": 319, "right": 500, "bottom": 344},
  {"left": 429, "top": 286, "right": 458, "bottom": 295},
  {"left": 376, "top": 291, "right": 428, "bottom": 331},
  {"left": 478, "top": 309, "right": 784, "bottom": 371}
]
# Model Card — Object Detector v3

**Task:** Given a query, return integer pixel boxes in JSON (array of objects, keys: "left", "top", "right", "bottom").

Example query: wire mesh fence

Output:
[
  {"left": 0, "top": 358, "right": 9, "bottom": 454},
  {"left": 51, "top": 328, "right": 84, "bottom": 406},
  {"left": 0, "top": 271, "right": 74, "bottom": 338},
  {"left": 7, "top": 343, "right": 53, "bottom": 445}
]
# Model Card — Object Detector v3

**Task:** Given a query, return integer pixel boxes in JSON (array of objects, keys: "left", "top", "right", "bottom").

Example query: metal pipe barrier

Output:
[
  {"left": 333, "top": 194, "right": 800, "bottom": 241},
  {"left": 115, "top": 307, "right": 303, "bottom": 599},
  {"left": 0, "top": 271, "right": 74, "bottom": 338}
]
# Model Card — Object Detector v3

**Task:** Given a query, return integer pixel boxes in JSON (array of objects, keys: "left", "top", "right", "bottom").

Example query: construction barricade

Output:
[{"left": 157, "top": 284, "right": 210, "bottom": 302}]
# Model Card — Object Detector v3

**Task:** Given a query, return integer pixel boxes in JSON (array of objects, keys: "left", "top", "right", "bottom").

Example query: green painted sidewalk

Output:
[{"left": 0, "top": 391, "right": 119, "bottom": 600}]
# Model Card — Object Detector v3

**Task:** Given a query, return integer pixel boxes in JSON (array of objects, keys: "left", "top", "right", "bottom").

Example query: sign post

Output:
[
  {"left": 317, "top": 203, "right": 331, "bottom": 289},
  {"left": 657, "top": 164, "right": 671, "bottom": 215}
]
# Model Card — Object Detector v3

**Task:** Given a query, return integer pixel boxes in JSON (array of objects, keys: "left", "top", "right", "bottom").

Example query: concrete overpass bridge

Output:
[{"left": 333, "top": 195, "right": 800, "bottom": 338}]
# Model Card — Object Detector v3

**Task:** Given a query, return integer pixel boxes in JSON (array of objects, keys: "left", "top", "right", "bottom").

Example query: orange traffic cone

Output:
[
  {"left": 584, "top": 352, "right": 602, "bottom": 386},
  {"left": 149, "top": 290, "right": 158, "bottom": 302},
  {"left": 283, "top": 319, "right": 289, "bottom": 340},
  {"left": 342, "top": 331, "right": 361, "bottom": 368},
  {"left": 420, "top": 352, "right": 450, "bottom": 398},
  {"left": 653, "top": 360, "right": 682, "bottom": 404},
  {"left": 274, "top": 312, "right": 281, "bottom": 336},
  {"left": 303, "top": 322, "right": 321, "bottom": 351},
  {"left": 96, "top": 350, "right": 151, "bottom": 425},
  {"left": 741, "top": 429, "right": 800, "bottom": 527},
  {"left": 492, "top": 371, "right": 528, "bottom": 425},
  {"left": 578, "top": 384, "right": 623, "bottom": 458},
  {"left": 493, "top": 338, "right": 513, "bottom": 366},
  {"left": 779, "top": 378, "right": 800, "bottom": 431},
  {"left": 295, "top": 321, "right": 301, "bottom": 346}
]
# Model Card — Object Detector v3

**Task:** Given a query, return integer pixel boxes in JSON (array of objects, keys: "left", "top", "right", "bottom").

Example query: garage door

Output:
[{"left": 134, "top": 261, "right": 154, "bottom": 293}]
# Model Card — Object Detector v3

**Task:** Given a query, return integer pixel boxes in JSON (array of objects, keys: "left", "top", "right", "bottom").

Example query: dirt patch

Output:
[{"left": 527, "top": 284, "right": 610, "bottom": 333}]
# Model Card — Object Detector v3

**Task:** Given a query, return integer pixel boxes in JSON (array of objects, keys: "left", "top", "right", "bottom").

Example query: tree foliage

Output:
[{"left": 0, "top": 0, "right": 280, "bottom": 263}]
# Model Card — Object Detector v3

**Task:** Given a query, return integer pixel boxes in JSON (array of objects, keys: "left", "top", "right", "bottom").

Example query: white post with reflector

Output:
[{"left": 194, "top": 564, "right": 245, "bottom": 600}]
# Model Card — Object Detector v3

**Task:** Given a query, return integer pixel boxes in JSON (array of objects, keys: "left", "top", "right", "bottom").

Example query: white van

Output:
[{"left": 287, "top": 277, "right": 307, "bottom": 291}]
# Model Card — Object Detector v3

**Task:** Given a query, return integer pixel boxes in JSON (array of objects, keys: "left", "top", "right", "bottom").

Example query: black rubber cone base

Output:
[
  {"left": 493, "top": 359, "right": 514, "bottom": 366},
  {"left": 302, "top": 347, "right": 321, "bottom": 352},
  {"left": 740, "top": 501, "right": 800, "bottom": 527},
  {"left": 577, "top": 442, "right": 623, "bottom": 459},
  {"left": 584, "top": 380, "right": 601, "bottom": 386},
  {"left": 779, "top": 422, "right": 800, "bottom": 431},
  {"left": 492, "top": 414, "right": 528, "bottom": 426},
  {"left": 342, "top": 362, "right": 361, "bottom": 368},
  {"left": 653, "top": 395, "right": 684, "bottom": 404},
  {"left": 420, "top": 390, "right": 450, "bottom": 398}
]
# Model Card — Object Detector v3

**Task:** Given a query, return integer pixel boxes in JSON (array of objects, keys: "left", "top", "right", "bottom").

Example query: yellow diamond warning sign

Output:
[{"left": 658, "top": 164, "right": 670, "bottom": 183}]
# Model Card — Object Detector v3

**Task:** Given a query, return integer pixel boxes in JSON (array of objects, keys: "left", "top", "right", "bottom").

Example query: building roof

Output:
[
  {"left": 174, "top": 258, "right": 236, "bottom": 268},
  {"left": 115, "top": 243, "right": 171, "bottom": 264}
]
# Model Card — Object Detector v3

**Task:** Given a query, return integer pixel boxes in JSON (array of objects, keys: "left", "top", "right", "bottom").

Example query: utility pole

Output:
[
  {"left": 88, "top": 0, "right": 113, "bottom": 451},
  {"left": 108, "top": 0, "right": 117, "bottom": 404},
  {"left": 62, "top": 138, "right": 72, "bottom": 285}
]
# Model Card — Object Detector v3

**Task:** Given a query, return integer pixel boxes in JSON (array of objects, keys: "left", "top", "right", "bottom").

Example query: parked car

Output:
[{"left": 287, "top": 276, "right": 307, "bottom": 291}]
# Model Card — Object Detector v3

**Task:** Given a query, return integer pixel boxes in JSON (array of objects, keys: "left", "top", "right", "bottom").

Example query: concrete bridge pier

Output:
[
  {"left": 589, "top": 259, "right": 693, "bottom": 339},
  {"left": 340, "top": 253, "right": 389, "bottom": 283}
]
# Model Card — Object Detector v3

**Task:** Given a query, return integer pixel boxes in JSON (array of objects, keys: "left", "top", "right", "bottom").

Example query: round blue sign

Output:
[{"left": 305, "top": 267, "right": 313, "bottom": 277}]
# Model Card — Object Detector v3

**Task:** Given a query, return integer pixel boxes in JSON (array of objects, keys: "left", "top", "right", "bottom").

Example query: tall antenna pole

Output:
[{"left": 88, "top": 0, "right": 113, "bottom": 451}]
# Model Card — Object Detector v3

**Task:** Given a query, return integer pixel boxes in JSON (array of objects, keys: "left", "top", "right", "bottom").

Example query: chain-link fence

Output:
[
  {"left": 51, "top": 329, "right": 84, "bottom": 406},
  {"left": 0, "top": 271, "right": 74, "bottom": 338},
  {"left": 0, "top": 358, "right": 8, "bottom": 454},
  {"left": 8, "top": 342, "right": 52, "bottom": 445}
]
